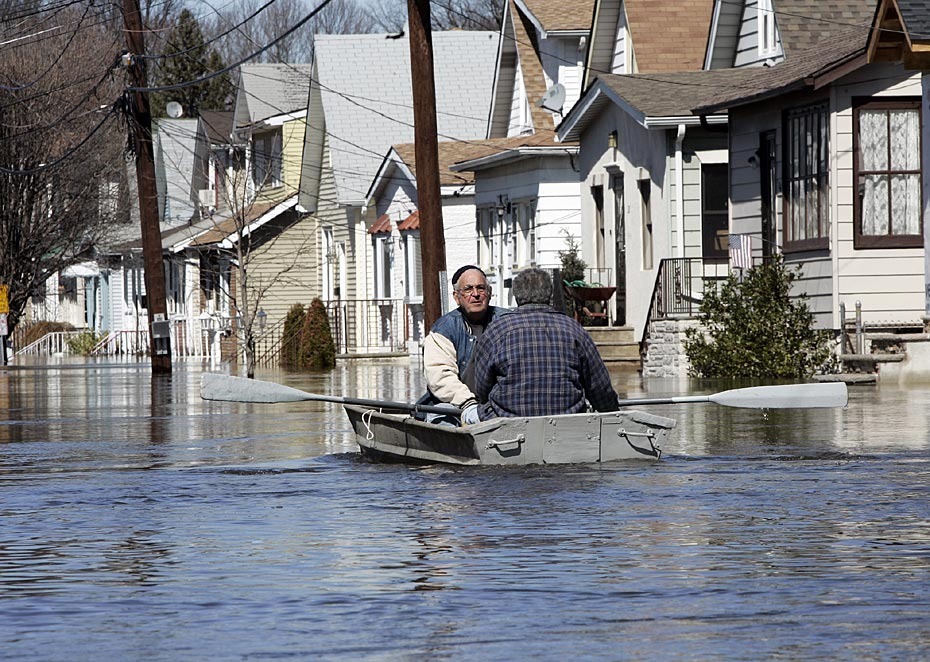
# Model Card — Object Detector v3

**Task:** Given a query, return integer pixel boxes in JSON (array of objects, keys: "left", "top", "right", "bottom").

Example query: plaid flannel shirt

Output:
[{"left": 472, "top": 304, "right": 619, "bottom": 419}]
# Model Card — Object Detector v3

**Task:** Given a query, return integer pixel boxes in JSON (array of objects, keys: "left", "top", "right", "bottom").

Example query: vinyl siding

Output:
[
  {"left": 706, "top": 0, "right": 745, "bottom": 69},
  {"left": 727, "top": 63, "right": 923, "bottom": 329},
  {"left": 610, "top": 7, "right": 628, "bottom": 74}
]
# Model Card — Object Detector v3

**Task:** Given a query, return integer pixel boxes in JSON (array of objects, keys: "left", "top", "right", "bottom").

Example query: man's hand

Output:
[{"left": 461, "top": 403, "right": 480, "bottom": 425}]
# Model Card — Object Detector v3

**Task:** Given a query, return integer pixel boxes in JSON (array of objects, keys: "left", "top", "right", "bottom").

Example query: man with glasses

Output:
[{"left": 418, "top": 265, "right": 508, "bottom": 425}]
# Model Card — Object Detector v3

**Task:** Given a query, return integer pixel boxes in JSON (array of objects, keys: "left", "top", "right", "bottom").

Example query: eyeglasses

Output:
[{"left": 455, "top": 284, "right": 489, "bottom": 296}]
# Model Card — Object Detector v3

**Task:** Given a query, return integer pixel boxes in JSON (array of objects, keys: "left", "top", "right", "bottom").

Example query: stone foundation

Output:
[{"left": 642, "top": 318, "right": 698, "bottom": 379}]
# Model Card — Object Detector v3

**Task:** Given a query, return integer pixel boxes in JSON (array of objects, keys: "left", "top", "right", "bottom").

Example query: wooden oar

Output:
[
  {"left": 617, "top": 382, "right": 848, "bottom": 409},
  {"left": 200, "top": 373, "right": 462, "bottom": 416}
]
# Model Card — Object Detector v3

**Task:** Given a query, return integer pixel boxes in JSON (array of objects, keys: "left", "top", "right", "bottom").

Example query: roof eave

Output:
[{"left": 451, "top": 146, "right": 579, "bottom": 172}]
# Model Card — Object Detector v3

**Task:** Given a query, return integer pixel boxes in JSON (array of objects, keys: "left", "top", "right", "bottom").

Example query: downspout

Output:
[{"left": 675, "top": 124, "right": 686, "bottom": 258}]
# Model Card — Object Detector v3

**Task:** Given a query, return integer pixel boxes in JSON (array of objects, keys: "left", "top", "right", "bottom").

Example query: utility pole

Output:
[
  {"left": 123, "top": 0, "right": 171, "bottom": 373},
  {"left": 407, "top": 0, "right": 446, "bottom": 330}
]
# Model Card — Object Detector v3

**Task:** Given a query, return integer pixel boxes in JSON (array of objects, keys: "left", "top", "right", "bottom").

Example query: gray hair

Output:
[{"left": 512, "top": 268, "right": 552, "bottom": 305}]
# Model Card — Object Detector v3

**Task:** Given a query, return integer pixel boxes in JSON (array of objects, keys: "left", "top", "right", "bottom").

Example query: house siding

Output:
[
  {"left": 610, "top": 5, "right": 628, "bottom": 74},
  {"left": 472, "top": 157, "right": 582, "bottom": 309},
  {"left": 732, "top": 0, "right": 784, "bottom": 68},
  {"left": 255, "top": 118, "right": 304, "bottom": 207},
  {"left": 728, "top": 63, "right": 923, "bottom": 329},
  {"left": 707, "top": 0, "right": 747, "bottom": 69},
  {"left": 577, "top": 107, "right": 672, "bottom": 337},
  {"left": 585, "top": 0, "right": 622, "bottom": 85}
]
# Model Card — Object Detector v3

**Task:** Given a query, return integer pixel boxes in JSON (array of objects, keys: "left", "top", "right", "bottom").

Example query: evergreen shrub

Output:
[
  {"left": 298, "top": 298, "right": 336, "bottom": 370},
  {"left": 684, "top": 255, "right": 835, "bottom": 379}
]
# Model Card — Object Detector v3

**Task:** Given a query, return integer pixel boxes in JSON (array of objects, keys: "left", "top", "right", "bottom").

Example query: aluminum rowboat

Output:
[{"left": 344, "top": 405, "right": 675, "bottom": 465}]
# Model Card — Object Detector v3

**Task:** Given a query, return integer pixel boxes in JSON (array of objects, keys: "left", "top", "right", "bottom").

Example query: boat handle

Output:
[
  {"left": 487, "top": 434, "right": 525, "bottom": 450},
  {"left": 617, "top": 428, "right": 655, "bottom": 439}
]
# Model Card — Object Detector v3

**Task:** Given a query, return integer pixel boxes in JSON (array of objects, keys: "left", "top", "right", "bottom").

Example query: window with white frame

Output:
[
  {"left": 477, "top": 206, "right": 497, "bottom": 270},
  {"left": 853, "top": 98, "right": 922, "bottom": 249},
  {"left": 251, "top": 128, "right": 282, "bottom": 188},
  {"left": 404, "top": 232, "right": 422, "bottom": 298},
  {"left": 373, "top": 234, "right": 392, "bottom": 299},
  {"left": 758, "top": 0, "right": 777, "bottom": 57},
  {"left": 784, "top": 101, "right": 829, "bottom": 249},
  {"left": 511, "top": 200, "right": 537, "bottom": 268}
]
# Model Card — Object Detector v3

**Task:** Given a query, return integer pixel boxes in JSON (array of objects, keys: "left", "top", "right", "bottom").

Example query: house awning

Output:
[
  {"left": 368, "top": 214, "right": 392, "bottom": 234},
  {"left": 398, "top": 211, "right": 419, "bottom": 231}
]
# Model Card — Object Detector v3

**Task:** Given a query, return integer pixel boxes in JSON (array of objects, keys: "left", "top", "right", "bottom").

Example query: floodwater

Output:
[{"left": 1, "top": 358, "right": 928, "bottom": 660}]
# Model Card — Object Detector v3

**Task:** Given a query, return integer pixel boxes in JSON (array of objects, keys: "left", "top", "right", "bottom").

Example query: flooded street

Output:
[{"left": 1, "top": 359, "right": 928, "bottom": 660}]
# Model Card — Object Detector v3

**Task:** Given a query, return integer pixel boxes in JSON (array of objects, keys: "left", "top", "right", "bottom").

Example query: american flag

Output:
[{"left": 728, "top": 233, "right": 752, "bottom": 270}]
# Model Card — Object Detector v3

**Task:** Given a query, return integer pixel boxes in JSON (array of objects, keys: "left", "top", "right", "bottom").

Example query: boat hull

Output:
[{"left": 344, "top": 406, "right": 675, "bottom": 465}]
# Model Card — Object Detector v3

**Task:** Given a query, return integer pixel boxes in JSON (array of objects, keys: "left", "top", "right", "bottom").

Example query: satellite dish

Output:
[
  {"left": 538, "top": 83, "right": 566, "bottom": 115},
  {"left": 166, "top": 101, "right": 184, "bottom": 118}
]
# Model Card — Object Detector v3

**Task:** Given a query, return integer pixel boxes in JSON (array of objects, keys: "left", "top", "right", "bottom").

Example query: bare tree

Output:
[
  {"left": 0, "top": 7, "right": 128, "bottom": 334},
  {"left": 203, "top": 0, "right": 378, "bottom": 65},
  {"left": 368, "top": 0, "right": 503, "bottom": 32}
]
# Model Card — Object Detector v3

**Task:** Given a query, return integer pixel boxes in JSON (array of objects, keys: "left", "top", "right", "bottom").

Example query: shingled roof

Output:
[
  {"left": 520, "top": 0, "right": 595, "bottom": 33},
  {"left": 624, "top": 0, "right": 714, "bottom": 72},
  {"left": 774, "top": 0, "right": 876, "bottom": 56},
  {"left": 694, "top": 27, "right": 868, "bottom": 113}
]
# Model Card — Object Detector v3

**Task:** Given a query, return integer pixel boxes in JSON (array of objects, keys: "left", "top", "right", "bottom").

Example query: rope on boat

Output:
[{"left": 361, "top": 408, "right": 376, "bottom": 440}]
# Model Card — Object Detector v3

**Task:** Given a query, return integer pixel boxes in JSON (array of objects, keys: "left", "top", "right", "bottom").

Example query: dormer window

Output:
[{"left": 758, "top": 0, "right": 778, "bottom": 57}]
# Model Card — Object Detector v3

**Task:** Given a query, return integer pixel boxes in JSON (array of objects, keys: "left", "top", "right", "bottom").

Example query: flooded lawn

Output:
[{"left": 1, "top": 358, "right": 928, "bottom": 659}]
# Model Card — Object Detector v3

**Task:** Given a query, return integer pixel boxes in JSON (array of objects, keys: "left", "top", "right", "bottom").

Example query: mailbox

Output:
[{"left": 151, "top": 319, "right": 171, "bottom": 356}]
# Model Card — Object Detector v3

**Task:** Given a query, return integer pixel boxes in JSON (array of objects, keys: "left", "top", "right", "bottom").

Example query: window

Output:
[
  {"left": 639, "top": 179, "right": 653, "bottom": 270},
  {"left": 373, "top": 234, "right": 392, "bottom": 299},
  {"left": 511, "top": 201, "right": 537, "bottom": 268},
  {"left": 783, "top": 102, "right": 829, "bottom": 250},
  {"left": 853, "top": 98, "right": 922, "bottom": 248},
  {"left": 404, "top": 233, "right": 422, "bottom": 298},
  {"left": 477, "top": 207, "right": 493, "bottom": 268},
  {"left": 758, "top": 0, "right": 777, "bottom": 57},
  {"left": 251, "top": 128, "right": 282, "bottom": 188},
  {"left": 701, "top": 164, "right": 729, "bottom": 260}
]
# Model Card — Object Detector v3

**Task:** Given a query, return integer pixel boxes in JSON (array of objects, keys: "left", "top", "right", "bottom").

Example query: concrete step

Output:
[
  {"left": 595, "top": 341, "right": 641, "bottom": 360},
  {"left": 584, "top": 326, "right": 636, "bottom": 343}
]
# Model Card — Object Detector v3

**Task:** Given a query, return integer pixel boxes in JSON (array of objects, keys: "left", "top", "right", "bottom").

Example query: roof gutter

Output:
[{"left": 450, "top": 146, "right": 579, "bottom": 172}]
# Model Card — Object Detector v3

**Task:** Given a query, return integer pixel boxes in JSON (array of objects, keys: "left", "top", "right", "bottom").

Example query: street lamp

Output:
[{"left": 256, "top": 308, "right": 267, "bottom": 332}]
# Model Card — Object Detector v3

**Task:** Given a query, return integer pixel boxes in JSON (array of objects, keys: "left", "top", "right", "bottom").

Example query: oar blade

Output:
[
  {"left": 201, "top": 373, "right": 319, "bottom": 403},
  {"left": 709, "top": 382, "right": 848, "bottom": 409}
]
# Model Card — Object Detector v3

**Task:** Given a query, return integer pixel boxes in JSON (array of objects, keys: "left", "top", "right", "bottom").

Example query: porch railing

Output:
[
  {"left": 15, "top": 331, "right": 86, "bottom": 356},
  {"left": 640, "top": 257, "right": 731, "bottom": 349}
]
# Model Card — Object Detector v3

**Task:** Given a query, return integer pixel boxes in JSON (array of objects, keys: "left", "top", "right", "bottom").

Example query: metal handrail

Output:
[{"left": 640, "top": 257, "right": 731, "bottom": 349}]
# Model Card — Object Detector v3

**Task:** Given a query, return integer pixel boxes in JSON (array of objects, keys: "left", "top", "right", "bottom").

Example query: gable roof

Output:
[
  {"left": 516, "top": 0, "right": 595, "bottom": 33},
  {"left": 306, "top": 32, "right": 497, "bottom": 208},
  {"left": 234, "top": 64, "right": 313, "bottom": 128},
  {"left": 449, "top": 130, "right": 579, "bottom": 171},
  {"left": 198, "top": 111, "right": 234, "bottom": 146},
  {"left": 693, "top": 28, "right": 868, "bottom": 113},
  {"left": 868, "top": 0, "right": 930, "bottom": 67},
  {"left": 559, "top": 69, "right": 755, "bottom": 141}
]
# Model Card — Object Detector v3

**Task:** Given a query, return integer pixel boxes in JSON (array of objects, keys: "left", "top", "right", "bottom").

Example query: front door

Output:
[{"left": 760, "top": 131, "right": 777, "bottom": 257}]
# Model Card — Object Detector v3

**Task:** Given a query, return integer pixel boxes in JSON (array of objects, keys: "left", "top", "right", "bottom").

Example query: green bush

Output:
[
  {"left": 298, "top": 298, "right": 335, "bottom": 370},
  {"left": 684, "top": 255, "right": 835, "bottom": 379},
  {"left": 558, "top": 232, "right": 587, "bottom": 284},
  {"left": 279, "top": 303, "right": 305, "bottom": 369},
  {"left": 66, "top": 330, "right": 101, "bottom": 356}
]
